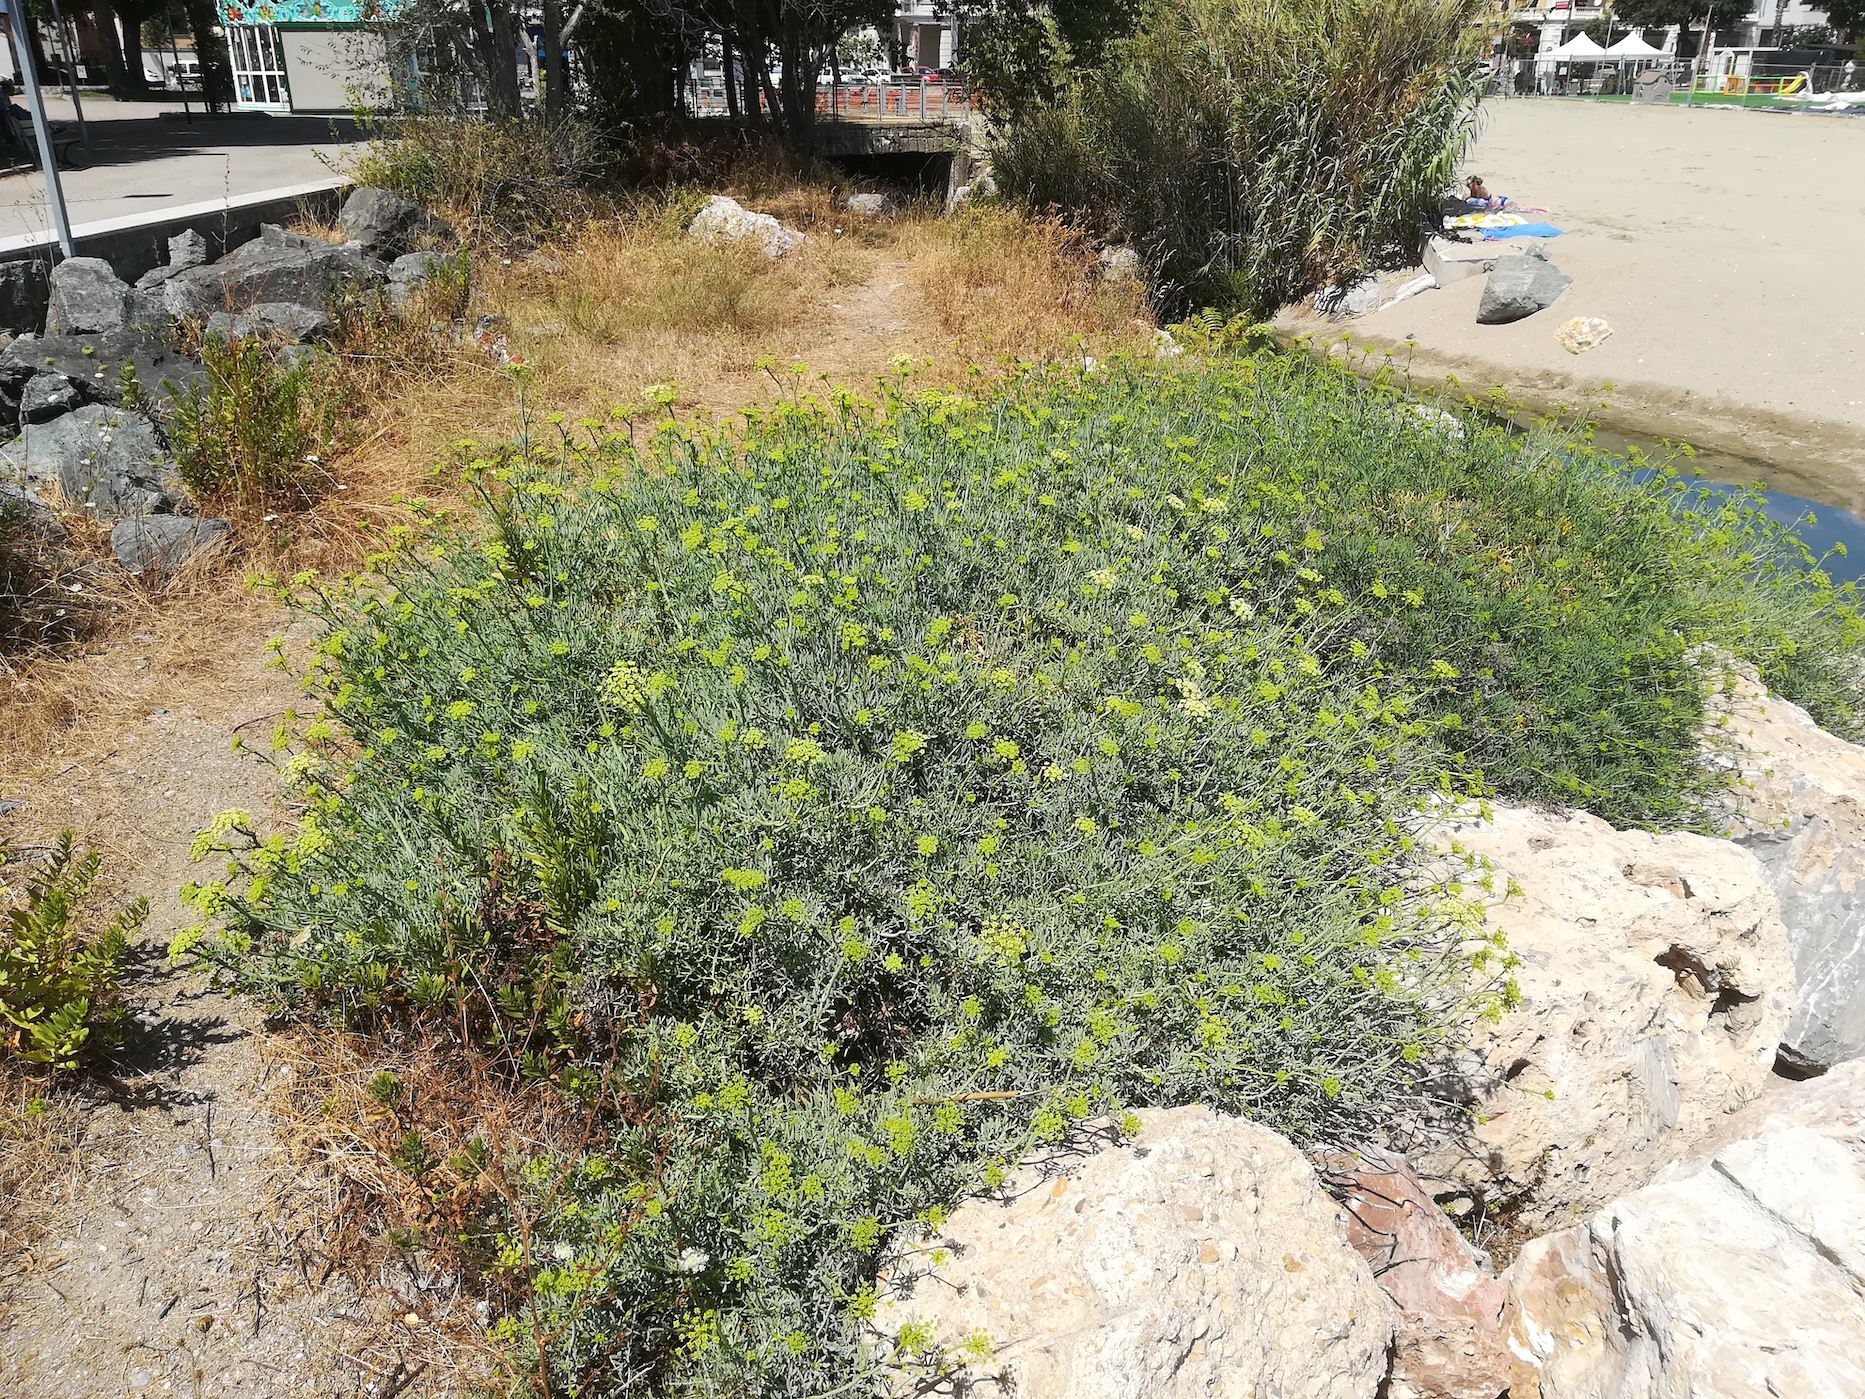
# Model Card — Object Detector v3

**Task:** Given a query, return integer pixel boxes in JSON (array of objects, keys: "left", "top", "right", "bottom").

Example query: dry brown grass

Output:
[{"left": 265, "top": 1024, "right": 616, "bottom": 1391}]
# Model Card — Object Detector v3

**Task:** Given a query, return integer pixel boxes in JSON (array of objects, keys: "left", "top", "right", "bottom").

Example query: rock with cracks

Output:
[
  {"left": 111, "top": 514, "right": 229, "bottom": 577},
  {"left": 1502, "top": 1060, "right": 1865, "bottom": 1398},
  {"left": 135, "top": 229, "right": 212, "bottom": 290},
  {"left": 872, "top": 1106, "right": 1392, "bottom": 1399},
  {"left": 1317, "top": 1147, "right": 1509, "bottom": 1399},
  {"left": 1712, "top": 668, "right": 1865, "bottom": 1074},
  {"left": 386, "top": 251, "right": 457, "bottom": 310},
  {"left": 0, "top": 331, "right": 205, "bottom": 416},
  {"left": 19, "top": 371, "right": 80, "bottom": 426},
  {"left": 162, "top": 226, "right": 386, "bottom": 323},
  {"left": 205, "top": 301, "right": 332, "bottom": 345},
  {"left": 0, "top": 404, "right": 180, "bottom": 519},
  {"left": 687, "top": 196, "right": 804, "bottom": 258},
  {"left": 337, "top": 186, "right": 452, "bottom": 260},
  {"left": 1412, "top": 805, "right": 1793, "bottom": 1233},
  {"left": 46, "top": 257, "right": 134, "bottom": 335},
  {"left": 1476, "top": 248, "right": 1571, "bottom": 324}
]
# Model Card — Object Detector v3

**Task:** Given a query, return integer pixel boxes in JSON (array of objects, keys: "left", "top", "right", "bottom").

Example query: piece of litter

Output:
[
  {"left": 1556, "top": 315, "right": 1613, "bottom": 354},
  {"left": 1379, "top": 273, "right": 1437, "bottom": 311},
  {"left": 404, "top": 1312, "right": 421, "bottom": 1326}
]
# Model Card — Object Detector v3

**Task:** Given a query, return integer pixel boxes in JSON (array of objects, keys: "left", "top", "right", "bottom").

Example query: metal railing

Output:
[
  {"left": 1488, "top": 59, "right": 1864, "bottom": 107},
  {"left": 690, "top": 78, "right": 971, "bottom": 122}
]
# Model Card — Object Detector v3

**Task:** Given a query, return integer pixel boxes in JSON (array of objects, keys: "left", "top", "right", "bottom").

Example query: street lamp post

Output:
[{"left": 4, "top": 0, "right": 76, "bottom": 258}]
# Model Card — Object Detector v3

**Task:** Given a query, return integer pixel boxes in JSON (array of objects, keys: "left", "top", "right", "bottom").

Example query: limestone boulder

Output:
[
  {"left": 1501, "top": 1060, "right": 1865, "bottom": 1399},
  {"left": 1414, "top": 806, "right": 1793, "bottom": 1233},
  {"left": 1317, "top": 1148, "right": 1508, "bottom": 1399},
  {"left": 687, "top": 196, "right": 804, "bottom": 259},
  {"left": 46, "top": 257, "right": 133, "bottom": 335},
  {"left": 844, "top": 192, "right": 897, "bottom": 217},
  {"left": 872, "top": 1106, "right": 1392, "bottom": 1399},
  {"left": 1710, "top": 670, "right": 1865, "bottom": 1073},
  {"left": 1476, "top": 247, "right": 1570, "bottom": 324}
]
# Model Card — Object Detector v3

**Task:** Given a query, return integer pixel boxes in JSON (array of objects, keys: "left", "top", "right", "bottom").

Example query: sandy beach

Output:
[{"left": 1278, "top": 100, "right": 1865, "bottom": 509}]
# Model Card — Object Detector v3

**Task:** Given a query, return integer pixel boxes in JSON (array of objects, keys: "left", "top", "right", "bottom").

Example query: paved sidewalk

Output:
[{"left": 0, "top": 94, "right": 365, "bottom": 238}]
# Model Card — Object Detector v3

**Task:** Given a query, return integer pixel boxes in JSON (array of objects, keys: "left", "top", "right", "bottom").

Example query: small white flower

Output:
[
  {"left": 551, "top": 1241, "right": 575, "bottom": 1262},
  {"left": 674, "top": 1247, "right": 711, "bottom": 1274}
]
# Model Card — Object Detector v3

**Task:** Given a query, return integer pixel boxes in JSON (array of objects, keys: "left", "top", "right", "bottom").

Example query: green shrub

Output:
[
  {"left": 168, "top": 334, "right": 337, "bottom": 515},
  {"left": 1, "top": 835, "right": 148, "bottom": 1069},
  {"left": 351, "top": 114, "right": 606, "bottom": 242},
  {"left": 181, "top": 351, "right": 1862, "bottom": 1393},
  {"left": 990, "top": 0, "right": 1489, "bottom": 316}
]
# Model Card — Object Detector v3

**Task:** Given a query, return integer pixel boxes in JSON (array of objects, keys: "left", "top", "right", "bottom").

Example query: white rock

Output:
[
  {"left": 1501, "top": 1060, "right": 1865, "bottom": 1398},
  {"left": 1710, "top": 669, "right": 1865, "bottom": 1072},
  {"left": 1098, "top": 245, "right": 1140, "bottom": 283},
  {"left": 687, "top": 195, "right": 804, "bottom": 258},
  {"left": 1413, "top": 805, "right": 1794, "bottom": 1232},
  {"left": 873, "top": 1106, "right": 1392, "bottom": 1399}
]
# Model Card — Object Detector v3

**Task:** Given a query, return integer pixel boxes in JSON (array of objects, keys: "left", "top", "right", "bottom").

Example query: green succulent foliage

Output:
[
  {"left": 181, "top": 351, "right": 1861, "bottom": 1394},
  {"left": 1, "top": 834, "right": 148, "bottom": 1069}
]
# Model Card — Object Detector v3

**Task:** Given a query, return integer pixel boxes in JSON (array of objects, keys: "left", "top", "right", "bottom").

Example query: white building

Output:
[{"left": 893, "top": 5, "right": 958, "bottom": 71}]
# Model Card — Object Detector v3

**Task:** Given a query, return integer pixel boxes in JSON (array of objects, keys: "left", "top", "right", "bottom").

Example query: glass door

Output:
[{"left": 229, "top": 24, "right": 290, "bottom": 110}]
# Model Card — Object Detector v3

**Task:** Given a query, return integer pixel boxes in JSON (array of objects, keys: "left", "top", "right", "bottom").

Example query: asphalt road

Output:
[{"left": 0, "top": 93, "right": 365, "bottom": 239}]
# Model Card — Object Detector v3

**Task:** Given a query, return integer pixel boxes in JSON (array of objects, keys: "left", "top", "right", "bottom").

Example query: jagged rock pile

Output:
[
  {"left": 874, "top": 677, "right": 1865, "bottom": 1399},
  {"left": 0, "top": 187, "right": 455, "bottom": 578}
]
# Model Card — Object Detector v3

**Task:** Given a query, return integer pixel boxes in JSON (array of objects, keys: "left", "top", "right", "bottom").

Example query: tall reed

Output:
[{"left": 992, "top": 0, "right": 1490, "bottom": 316}]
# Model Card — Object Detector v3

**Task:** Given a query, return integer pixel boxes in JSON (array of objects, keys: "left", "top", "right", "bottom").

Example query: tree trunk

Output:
[
  {"left": 180, "top": 0, "right": 231, "bottom": 107},
  {"left": 542, "top": 0, "right": 566, "bottom": 122},
  {"left": 109, "top": 1, "right": 152, "bottom": 95},
  {"left": 721, "top": 32, "right": 740, "bottom": 120},
  {"left": 470, "top": 0, "right": 522, "bottom": 118}
]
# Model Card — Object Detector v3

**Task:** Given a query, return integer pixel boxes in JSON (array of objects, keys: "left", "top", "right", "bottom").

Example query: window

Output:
[{"left": 229, "top": 24, "right": 289, "bottom": 109}]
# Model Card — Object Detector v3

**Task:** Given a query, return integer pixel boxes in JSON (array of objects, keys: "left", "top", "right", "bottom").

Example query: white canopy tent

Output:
[
  {"left": 1604, "top": 34, "right": 1666, "bottom": 58},
  {"left": 1545, "top": 33, "right": 1607, "bottom": 60}
]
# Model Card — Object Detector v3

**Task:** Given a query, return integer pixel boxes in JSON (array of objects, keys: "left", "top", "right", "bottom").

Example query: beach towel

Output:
[
  {"left": 1482, "top": 223, "right": 1565, "bottom": 240},
  {"left": 1447, "top": 211, "right": 1527, "bottom": 230}
]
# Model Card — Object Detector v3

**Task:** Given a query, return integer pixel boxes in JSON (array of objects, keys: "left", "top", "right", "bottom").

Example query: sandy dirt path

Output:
[{"left": 1279, "top": 101, "right": 1865, "bottom": 508}]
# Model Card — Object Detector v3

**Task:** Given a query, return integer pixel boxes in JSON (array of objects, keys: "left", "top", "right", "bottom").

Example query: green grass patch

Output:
[{"left": 181, "top": 350, "right": 1862, "bottom": 1393}]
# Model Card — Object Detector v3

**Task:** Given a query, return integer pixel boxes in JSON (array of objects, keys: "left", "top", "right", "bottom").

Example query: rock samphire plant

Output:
[{"left": 181, "top": 352, "right": 1861, "bottom": 1394}]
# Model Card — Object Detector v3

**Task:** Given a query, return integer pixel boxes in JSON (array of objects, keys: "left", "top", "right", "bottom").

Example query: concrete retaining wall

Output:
[{"left": 0, "top": 177, "right": 350, "bottom": 335}]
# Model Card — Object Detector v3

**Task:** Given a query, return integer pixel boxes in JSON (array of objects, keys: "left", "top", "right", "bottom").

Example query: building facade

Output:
[{"left": 218, "top": 0, "right": 390, "bottom": 112}]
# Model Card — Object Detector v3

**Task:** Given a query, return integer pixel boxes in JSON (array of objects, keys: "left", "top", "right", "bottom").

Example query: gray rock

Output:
[
  {"left": 46, "top": 257, "right": 133, "bottom": 335},
  {"left": 163, "top": 235, "right": 387, "bottom": 323},
  {"left": 1098, "top": 244, "right": 1141, "bottom": 283},
  {"left": 0, "top": 331, "right": 205, "bottom": 416},
  {"left": 205, "top": 300, "right": 333, "bottom": 344},
  {"left": 133, "top": 229, "right": 212, "bottom": 292},
  {"left": 386, "top": 250, "right": 457, "bottom": 310},
  {"left": 0, "top": 477, "right": 64, "bottom": 544},
  {"left": 0, "top": 258, "right": 51, "bottom": 335},
  {"left": 169, "top": 228, "right": 209, "bottom": 272},
  {"left": 337, "top": 187, "right": 452, "bottom": 259},
  {"left": 1476, "top": 251, "right": 1571, "bottom": 324},
  {"left": 844, "top": 192, "right": 895, "bottom": 217},
  {"left": 0, "top": 405, "right": 178, "bottom": 518},
  {"left": 111, "top": 514, "right": 229, "bottom": 576},
  {"left": 1315, "top": 275, "right": 1382, "bottom": 317},
  {"left": 19, "top": 372, "right": 80, "bottom": 425}
]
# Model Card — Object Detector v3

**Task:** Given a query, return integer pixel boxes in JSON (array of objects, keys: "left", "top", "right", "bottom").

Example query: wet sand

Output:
[{"left": 1276, "top": 100, "right": 1865, "bottom": 509}]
